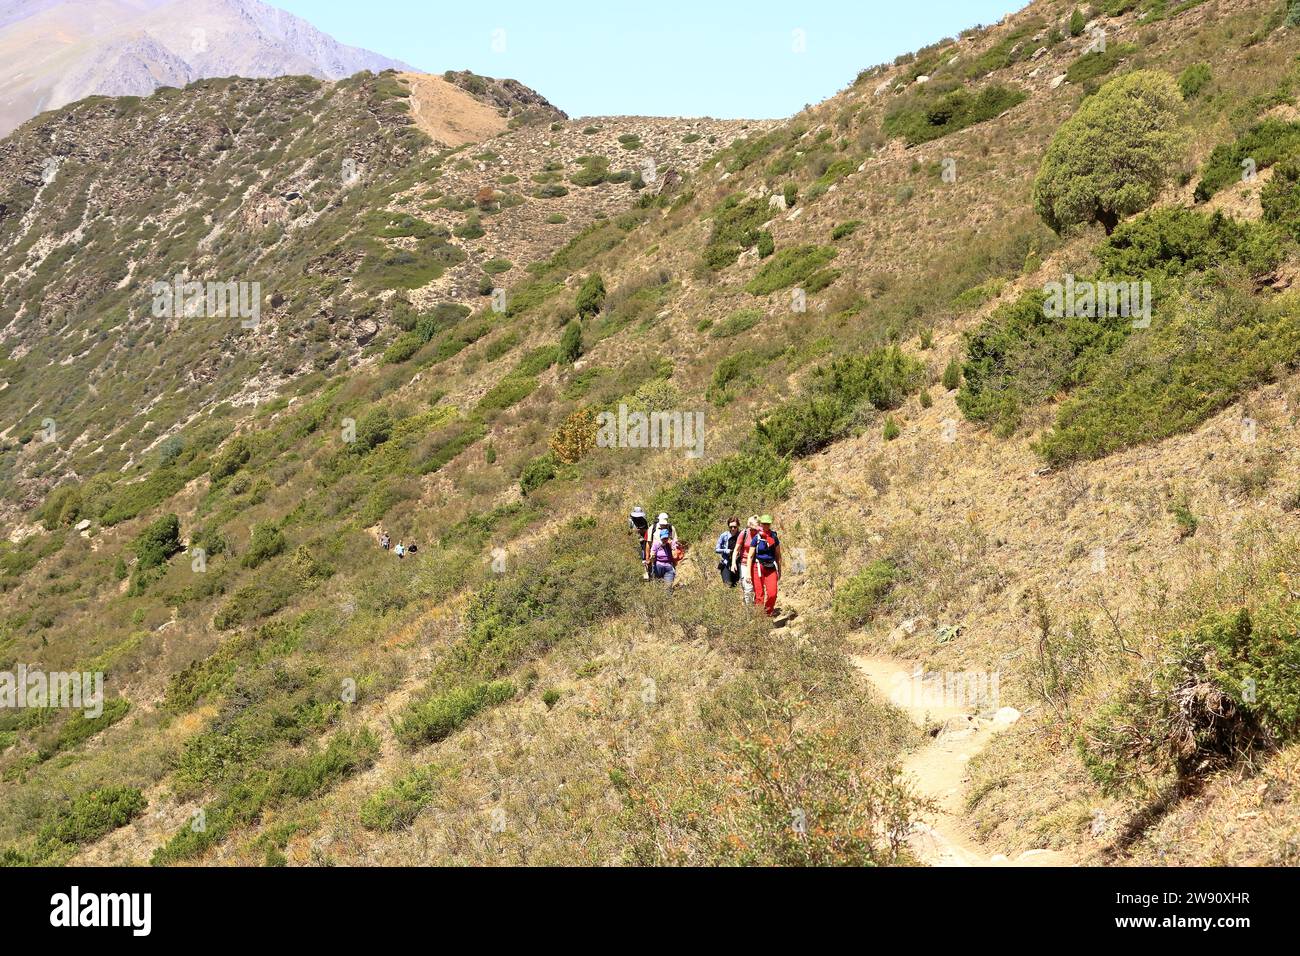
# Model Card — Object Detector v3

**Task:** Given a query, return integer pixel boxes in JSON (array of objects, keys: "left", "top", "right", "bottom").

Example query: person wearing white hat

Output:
[
  {"left": 652, "top": 512, "right": 677, "bottom": 547},
  {"left": 628, "top": 506, "right": 651, "bottom": 579}
]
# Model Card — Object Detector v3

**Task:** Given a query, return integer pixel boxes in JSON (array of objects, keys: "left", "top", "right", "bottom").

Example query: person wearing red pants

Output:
[{"left": 747, "top": 514, "right": 782, "bottom": 616}]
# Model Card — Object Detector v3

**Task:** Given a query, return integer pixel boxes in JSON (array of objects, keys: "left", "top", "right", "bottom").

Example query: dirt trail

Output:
[{"left": 851, "top": 655, "right": 1072, "bottom": 868}]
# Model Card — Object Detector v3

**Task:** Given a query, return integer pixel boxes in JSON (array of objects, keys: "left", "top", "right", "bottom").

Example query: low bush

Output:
[
  {"left": 360, "top": 765, "right": 447, "bottom": 831},
  {"left": 1195, "top": 120, "right": 1300, "bottom": 202},
  {"left": 833, "top": 560, "right": 900, "bottom": 627},
  {"left": 1080, "top": 601, "right": 1300, "bottom": 797},
  {"left": 745, "top": 245, "right": 838, "bottom": 296},
  {"left": 883, "top": 84, "right": 1028, "bottom": 146},
  {"left": 393, "top": 681, "right": 516, "bottom": 748}
]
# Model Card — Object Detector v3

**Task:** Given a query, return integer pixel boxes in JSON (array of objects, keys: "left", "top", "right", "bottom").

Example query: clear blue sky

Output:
[{"left": 269, "top": 0, "right": 1025, "bottom": 119}]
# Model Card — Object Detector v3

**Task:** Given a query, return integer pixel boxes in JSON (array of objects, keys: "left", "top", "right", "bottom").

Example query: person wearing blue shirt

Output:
[{"left": 715, "top": 517, "right": 742, "bottom": 587}]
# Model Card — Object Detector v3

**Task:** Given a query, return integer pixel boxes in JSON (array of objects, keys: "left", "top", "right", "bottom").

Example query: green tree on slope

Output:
[{"left": 1033, "top": 70, "right": 1185, "bottom": 236}]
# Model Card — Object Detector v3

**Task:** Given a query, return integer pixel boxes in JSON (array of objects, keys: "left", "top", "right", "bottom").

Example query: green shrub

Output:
[
  {"left": 383, "top": 333, "right": 422, "bottom": 364},
  {"left": 883, "top": 84, "right": 1028, "bottom": 146},
  {"left": 883, "top": 416, "right": 901, "bottom": 441},
  {"left": 559, "top": 320, "right": 583, "bottom": 364},
  {"left": 651, "top": 451, "right": 792, "bottom": 542},
  {"left": 1033, "top": 71, "right": 1185, "bottom": 234},
  {"left": 1036, "top": 277, "right": 1300, "bottom": 464},
  {"left": 1068, "top": 7, "right": 1085, "bottom": 35},
  {"left": 832, "top": 220, "right": 862, "bottom": 241},
  {"left": 133, "top": 513, "right": 182, "bottom": 572},
  {"left": 576, "top": 273, "right": 606, "bottom": 317},
  {"left": 394, "top": 682, "right": 515, "bottom": 748},
  {"left": 38, "top": 697, "right": 131, "bottom": 761},
  {"left": 477, "top": 375, "right": 536, "bottom": 413},
  {"left": 1194, "top": 120, "right": 1300, "bottom": 202},
  {"left": 152, "top": 729, "right": 379, "bottom": 865},
  {"left": 753, "top": 347, "right": 925, "bottom": 458},
  {"left": 1098, "top": 207, "right": 1288, "bottom": 282},
  {"left": 833, "top": 560, "right": 899, "bottom": 627},
  {"left": 36, "top": 786, "right": 146, "bottom": 856},
  {"left": 211, "top": 436, "right": 252, "bottom": 480},
  {"left": 38, "top": 485, "right": 83, "bottom": 530},
  {"left": 710, "top": 308, "right": 764, "bottom": 339},
  {"left": 941, "top": 357, "right": 961, "bottom": 391},
  {"left": 360, "top": 765, "right": 446, "bottom": 831},
  {"left": 242, "top": 522, "right": 286, "bottom": 569},
  {"left": 520, "top": 453, "right": 558, "bottom": 496},
  {"left": 959, "top": 291, "right": 1130, "bottom": 435},
  {"left": 355, "top": 407, "right": 394, "bottom": 451},
  {"left": 745, "top": 245, "right": 837, "bottom": 296},
  {"left": 702, "top": 195, "right": 769, "bottom": 271},
  {"left": 570, "top": 156, "right": 612, "bottom": 187},
  {"left": 1262, "top": 160, "right": 1300, "bottom": 241},
  {"left": 1064, "top": 43, "right": 1137, "bottom": 87},
  {"left": 1178, "top": 63, "right": 1212, "bottom": 99},
  {"left": 1081, "top": 602, "right": 1300, "bottom": 797}
]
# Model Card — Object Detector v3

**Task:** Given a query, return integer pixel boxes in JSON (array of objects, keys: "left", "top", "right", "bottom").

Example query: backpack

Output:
[{"left": 752, "top": 530, "right": 780, "bottom": 567}]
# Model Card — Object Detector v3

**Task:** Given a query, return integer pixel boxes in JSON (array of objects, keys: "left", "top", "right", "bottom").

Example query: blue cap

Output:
[{"left": 659, "top": 530, "right": 670, "bottom": 539}]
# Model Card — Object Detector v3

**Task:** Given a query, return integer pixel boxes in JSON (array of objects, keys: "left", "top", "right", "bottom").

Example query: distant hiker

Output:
[
  {"left": 715, "top": 517, "right": 742, "bottom": 587},
  {"left": 380, "top": 532, "right": 391, "bottom": 551},
  {"left": 732, "top": 516, "right": 760, "bottom": 606},
  {"left": 747, "top": 515, "right": 782, "bottom": 617},
  {"left": 395, "top": 542, "right": 406, "bottom": 559},
  {"left": 407, "top": 543, "right": 419, "bottom": 557},
  {"left": 629, "top": 506, "right": 651, "bottom": 580},
  {"left": 648, "top": 528, "right": 679, "bottom": 589}
]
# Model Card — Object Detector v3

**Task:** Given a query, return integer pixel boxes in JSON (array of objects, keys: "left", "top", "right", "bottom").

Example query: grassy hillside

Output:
[{"left": 2, "top": 0, "right": 1300, "bottom": 866}]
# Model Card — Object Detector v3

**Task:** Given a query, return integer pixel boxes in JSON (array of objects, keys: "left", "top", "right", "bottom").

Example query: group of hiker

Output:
[
  {"left": 378, "top": 531, "right": 419, "bottom": 559},
  {"left": 627, "top": 507, "right": 783, "bottom": 617}
]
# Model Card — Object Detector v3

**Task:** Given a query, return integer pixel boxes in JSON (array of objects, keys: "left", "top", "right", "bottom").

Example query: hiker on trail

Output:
[
  {"left": 395, "top": 542, "right": 406, "bottom": 559},
  {"left": 746, "top": 514, "right": 782, "bottom": 617},
  {"left": 652, "top": 512, "right": 677, "bottom": 547},
  {"left": 629, "top": 507, "right": 651, "bottom": 580},
  {"left": 715, "top": 517, "right": 743, "bottom": 587},
  {"left": 380, "top": 532, "right": 390, "bottom": 551},
  {"left": 732, "top": 516, "right": 760, "bottom": 606},
  {"left": 648, "top": 528, "right": 679, "bottom": 589},
  {"left": 407, "top": 543, "right": 419, "bottom": 557}
]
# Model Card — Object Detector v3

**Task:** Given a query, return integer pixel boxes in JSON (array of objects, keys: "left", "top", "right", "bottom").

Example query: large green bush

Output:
[
  {"left": 1033, "top": 71, "right": 1185, "bottom": 234},
  {"left": 1037, "top": 277, "right": 1300, "bottom": 464},
  {"left": 133, "top": 513, "right": 182, "bottom": 572},
  {"left": 651, "top": 451, "right": 792, "bottom": 543}
]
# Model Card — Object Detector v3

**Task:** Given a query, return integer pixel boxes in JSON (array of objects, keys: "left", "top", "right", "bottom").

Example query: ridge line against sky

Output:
[{"left": 267, "top": 0, "right": 1027, "bottom": 119}]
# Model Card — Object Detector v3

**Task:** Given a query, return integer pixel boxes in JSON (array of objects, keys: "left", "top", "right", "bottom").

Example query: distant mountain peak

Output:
[{"left": 0, "top": 0, "right": 413, "bottom": 138}]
